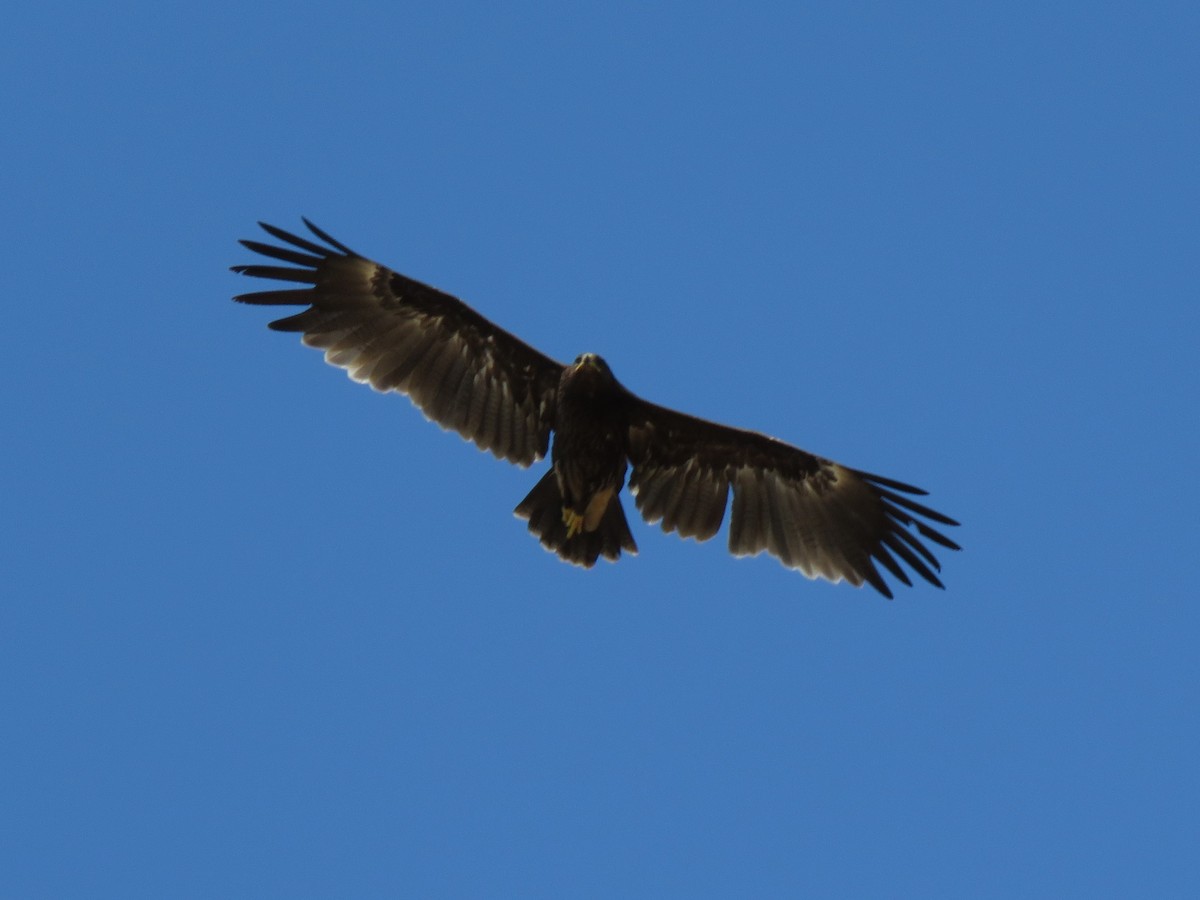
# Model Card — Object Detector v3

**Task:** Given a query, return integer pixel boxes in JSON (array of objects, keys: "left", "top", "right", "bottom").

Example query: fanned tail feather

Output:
[{"left": 515, "top": 469, "right": 637, "bottom": 568}]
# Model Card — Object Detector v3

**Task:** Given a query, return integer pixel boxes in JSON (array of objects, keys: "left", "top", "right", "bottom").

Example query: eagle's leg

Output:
[{"left": 562, "top": 506, "right": 585, "bottom": 539}]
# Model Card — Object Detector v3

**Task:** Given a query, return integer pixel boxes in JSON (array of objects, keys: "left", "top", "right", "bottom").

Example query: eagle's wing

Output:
[
  {"left": 233, "top": 220, "right": 565, "bottom": 466},
  {"left": 624, "top": 396, "right": 960, "bottom": 598}
]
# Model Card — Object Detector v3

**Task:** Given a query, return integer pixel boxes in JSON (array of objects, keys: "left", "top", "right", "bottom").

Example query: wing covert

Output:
[{"left": 232, "top": 219, "right": 564, "bottom": 466}]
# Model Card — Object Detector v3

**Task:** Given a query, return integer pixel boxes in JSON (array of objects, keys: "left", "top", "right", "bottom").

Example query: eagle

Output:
[{"left": 232, "top": 219, "right": 959, "bottom": 598}]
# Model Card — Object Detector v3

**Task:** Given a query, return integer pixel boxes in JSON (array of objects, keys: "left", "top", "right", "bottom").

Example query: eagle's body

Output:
[
  {"left": 516, "top": 353, "right": 638, "bottom": 567},
  {"left": 233, "top": 220, "right": 959, "bottom": 597}
]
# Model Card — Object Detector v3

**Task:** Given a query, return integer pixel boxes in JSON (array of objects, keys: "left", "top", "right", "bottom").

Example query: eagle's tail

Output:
[{"left": 514, "top": 469, "right": 638, "bottom": 568}]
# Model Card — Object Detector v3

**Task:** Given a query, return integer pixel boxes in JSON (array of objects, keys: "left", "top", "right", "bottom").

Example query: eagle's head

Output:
[
  {"left": 565, "top": 352, "right": 619, "bottom": 400},
  {"left": 573, "top": 352, "right": 612, "bottom": 377}
]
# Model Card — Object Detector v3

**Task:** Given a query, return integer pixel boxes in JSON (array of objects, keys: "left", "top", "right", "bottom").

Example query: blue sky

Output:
[{"left": 3, "top": 1, "right": 1197, "bottom": 896}]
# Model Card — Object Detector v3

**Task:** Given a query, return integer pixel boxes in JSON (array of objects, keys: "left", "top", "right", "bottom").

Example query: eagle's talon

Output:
[{"left": 562, "top": 507, "right": 584, "bottom": 539}]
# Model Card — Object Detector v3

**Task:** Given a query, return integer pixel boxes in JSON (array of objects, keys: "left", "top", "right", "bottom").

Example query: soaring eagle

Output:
[{"left": 233, "top": 220, "right": 959, "bottom": 598}]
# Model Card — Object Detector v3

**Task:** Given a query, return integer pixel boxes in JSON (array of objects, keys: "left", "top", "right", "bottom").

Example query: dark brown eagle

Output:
[{"left": 233, "top": 219, "right": 959, "bottom": 598}]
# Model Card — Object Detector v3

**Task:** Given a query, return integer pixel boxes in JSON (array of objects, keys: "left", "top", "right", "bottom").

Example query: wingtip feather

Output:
[{"left": 302, "top": 217, "right": 355, "bottom": 255}]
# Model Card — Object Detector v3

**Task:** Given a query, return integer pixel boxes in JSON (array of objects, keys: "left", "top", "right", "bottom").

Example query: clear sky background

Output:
[{"left": 3, "top": 2, "right": 1197, "bottom": 897}]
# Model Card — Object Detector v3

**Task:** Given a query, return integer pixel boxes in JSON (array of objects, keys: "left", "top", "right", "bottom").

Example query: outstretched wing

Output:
[
  {"left": 232, "top": 220, "right": 565, "bottom": 466},
  {"left": 624, "top": 397, "right": 960, "bottom": 598}
]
